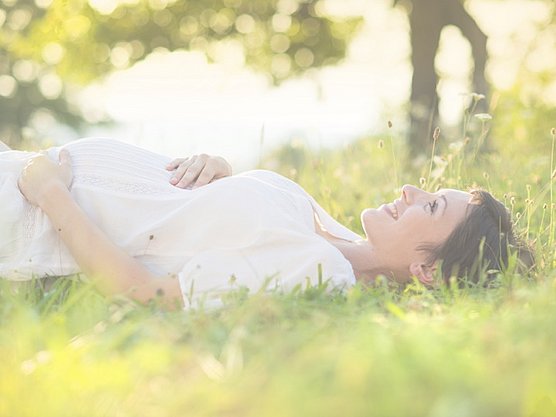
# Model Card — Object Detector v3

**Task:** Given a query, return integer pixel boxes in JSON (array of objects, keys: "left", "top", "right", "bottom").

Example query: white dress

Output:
[{"left": 0, "top": 138, "right": 359, "bottom": 307}]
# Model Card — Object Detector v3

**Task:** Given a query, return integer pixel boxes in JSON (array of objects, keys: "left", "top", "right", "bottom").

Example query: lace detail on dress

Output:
[
  {"left": 23, "top": 205, "right": 38, "bottom": 239},
  {"left": 75, "top": 174, "right": 178, "bottom": 195}
]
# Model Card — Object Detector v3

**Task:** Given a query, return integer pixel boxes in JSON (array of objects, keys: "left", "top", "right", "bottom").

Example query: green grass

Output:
[
  {"left": 3, "top": 276, "right": 556, "bottom": 417},
  {"left": 2, "top": 92, "right": 556, "bottom": 417}
]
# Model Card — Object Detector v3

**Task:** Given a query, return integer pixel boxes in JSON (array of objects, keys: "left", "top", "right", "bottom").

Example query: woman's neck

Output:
[
  {"left": 329, "top": 239, "right": 380, "bottom": 282},
  {"left": 313, "top": 216, "right": 380, "bottom": 282}
]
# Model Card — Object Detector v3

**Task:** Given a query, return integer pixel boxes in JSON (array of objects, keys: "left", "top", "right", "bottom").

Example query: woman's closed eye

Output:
[{"left": 427, "top": 200, "right": 438, "bottom": 214}]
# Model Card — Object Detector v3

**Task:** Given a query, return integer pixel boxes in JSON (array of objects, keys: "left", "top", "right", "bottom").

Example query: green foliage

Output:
[
  {"left": 2, "top": 269, "right": 556, "bottom": 416},
  {"left": 0, "top": 0, "right": 362, "bottom": 145},
  {"left": 2, "top": 99, "right": 556, "bottom": 415},
  {"left": 2, "top": 2, "right": 556, "bottom": 413}
]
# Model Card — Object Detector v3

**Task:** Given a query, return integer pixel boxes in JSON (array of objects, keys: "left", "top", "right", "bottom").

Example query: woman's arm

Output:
[
  {"left": 18, "top": 151, "right": 182, "bottom": 307},
  {"left": 166, "top": 154, "right": 232, "bottom": 188}
]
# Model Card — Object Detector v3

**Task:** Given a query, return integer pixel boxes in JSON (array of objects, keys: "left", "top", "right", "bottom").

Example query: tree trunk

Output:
[{"left": 408, "top": 0, "right": 489, "bottom": 158}]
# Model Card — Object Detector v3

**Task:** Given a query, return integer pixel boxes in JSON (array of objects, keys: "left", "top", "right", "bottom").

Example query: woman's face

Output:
[{"left": 361, "top": 184, "right": 472, "bottom": 281}]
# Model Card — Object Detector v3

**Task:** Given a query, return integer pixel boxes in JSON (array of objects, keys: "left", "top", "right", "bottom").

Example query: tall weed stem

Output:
[
  {"left": 426, "top": 127, "right": 440, "bottom": 191},
  {"left": 550, "top": 128, "right": 556, "bottom": 252},
  {"left": 387, "top": 121, "right": 399, "bottom": 189}
]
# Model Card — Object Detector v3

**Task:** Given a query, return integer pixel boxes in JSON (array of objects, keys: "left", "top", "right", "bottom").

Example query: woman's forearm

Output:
[{"left": 39, "top": 183, "right": 182, "bottom": 306}]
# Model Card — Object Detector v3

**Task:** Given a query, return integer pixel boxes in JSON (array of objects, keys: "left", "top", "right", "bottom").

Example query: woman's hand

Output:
[
  {"left": 166, "top": 154, "right": 232, "bottom": 189},
  {"left": 18, "top": 149, "right": 73, "bottom": 207}
]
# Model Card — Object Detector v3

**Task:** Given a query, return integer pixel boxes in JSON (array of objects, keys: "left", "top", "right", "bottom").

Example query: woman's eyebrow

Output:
[{"left": 440, "top": 195, "right": 448, "bottom": 215}]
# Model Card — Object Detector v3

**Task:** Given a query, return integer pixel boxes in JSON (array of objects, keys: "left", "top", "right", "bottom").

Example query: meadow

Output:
[{"left": 1, "top": 95, "right": 556, "bottom": 417}]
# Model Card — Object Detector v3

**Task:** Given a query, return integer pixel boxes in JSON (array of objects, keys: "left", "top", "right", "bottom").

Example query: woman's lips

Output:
[{"left": 383, "top": 203, "right": 398, "bottom": 220}]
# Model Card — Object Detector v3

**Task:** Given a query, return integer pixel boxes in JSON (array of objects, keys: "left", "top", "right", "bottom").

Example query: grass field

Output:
[{"left": 1, "top": 94, "right": 556, "bottom": 417}]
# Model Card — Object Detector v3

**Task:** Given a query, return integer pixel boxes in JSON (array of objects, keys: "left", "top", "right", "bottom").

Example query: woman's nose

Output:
[{"left": 401, "top": 184, "right": 427, "bottom": 204}]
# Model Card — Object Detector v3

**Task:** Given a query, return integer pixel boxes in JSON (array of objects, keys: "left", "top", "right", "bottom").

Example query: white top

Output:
[{"left": 0, "top": 138, "right": 360, "bottom": 308}]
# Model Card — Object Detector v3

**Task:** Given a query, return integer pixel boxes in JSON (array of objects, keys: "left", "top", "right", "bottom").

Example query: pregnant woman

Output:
[{"left": 5, "top": 138, "right": 530, "bottom": 309}]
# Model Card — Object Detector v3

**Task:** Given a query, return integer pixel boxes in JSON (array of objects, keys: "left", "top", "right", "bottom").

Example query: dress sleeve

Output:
[{"left": 177, "top": 234, "right": 356, "bottom": 310}]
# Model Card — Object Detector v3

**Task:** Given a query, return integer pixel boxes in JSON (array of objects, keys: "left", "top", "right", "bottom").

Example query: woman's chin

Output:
[{"left": 361, "top": 208, "right": 379, "bottom": 239}]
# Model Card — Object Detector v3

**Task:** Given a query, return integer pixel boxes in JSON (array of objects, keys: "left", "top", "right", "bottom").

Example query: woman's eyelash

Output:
[{"left": 428, "top": 200, "right": 438, "bottom": 214}]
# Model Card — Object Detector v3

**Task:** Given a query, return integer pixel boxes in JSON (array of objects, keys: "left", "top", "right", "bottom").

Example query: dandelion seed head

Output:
[
  {"left": 474, "top": 113, "right": 492, "bottom": 121},
  {"left": 36, "top": 350, "right": 51, "bottom": 365},
  {"left": 21, "top": 360, "right": 36, "bottom": 375}
]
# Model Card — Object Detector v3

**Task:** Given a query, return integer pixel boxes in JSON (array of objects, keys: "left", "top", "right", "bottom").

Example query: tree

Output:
[
  {"left": 400, "top": 0, "right": 489, "bottom": 157},
  {"left": 2, "top": 0, "right": 552, "bottom": 153},
  {"left": 0, "top": 0, "right": 361, "bottom": 147}
]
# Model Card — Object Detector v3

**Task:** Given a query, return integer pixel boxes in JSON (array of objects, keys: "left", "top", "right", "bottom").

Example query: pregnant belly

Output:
[{"left": 58, "top": 138, "right": 179, "bottom": 196}]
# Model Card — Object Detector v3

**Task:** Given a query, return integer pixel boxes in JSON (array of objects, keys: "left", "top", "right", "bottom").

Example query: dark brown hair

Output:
[{"left": 423, "top": 190, "right": 534, "bottom": 285}]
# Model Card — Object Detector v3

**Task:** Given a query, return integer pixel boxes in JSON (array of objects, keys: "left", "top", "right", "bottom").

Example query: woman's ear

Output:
[{"left": 409, "top": 262, "right": 437, "bottom": 285}]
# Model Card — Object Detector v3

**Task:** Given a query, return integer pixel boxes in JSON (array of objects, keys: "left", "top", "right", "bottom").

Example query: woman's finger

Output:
[
  {"left": 193, "top": 163, "right": 216, "bottom": 188},
  {"left": 59, "top": 149, "right": 71, "bottom": 166},
  {"left": 170, "top": 157, "right": 196, "bottom": 185},
  {"left": 59, "top": 149, "right": 74, "bottom": 187},
  {"left": 166, "top": 157, "right": 187, "bottom": 171},
  {"left": 176, "top": 157, "right": 206, "bottom": 188}
]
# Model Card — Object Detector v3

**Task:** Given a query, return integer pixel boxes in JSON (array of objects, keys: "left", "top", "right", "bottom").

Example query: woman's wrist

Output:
[{"left": 36, "top": 181, "right": 72, "bottom": 211}]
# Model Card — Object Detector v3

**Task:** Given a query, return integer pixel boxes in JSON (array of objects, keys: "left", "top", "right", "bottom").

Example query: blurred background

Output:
[{"left": 0, "top": 0, "right": 555, "bottom": 170}]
